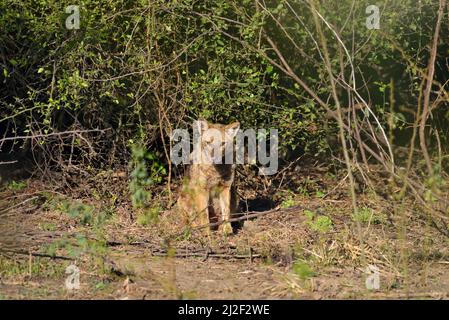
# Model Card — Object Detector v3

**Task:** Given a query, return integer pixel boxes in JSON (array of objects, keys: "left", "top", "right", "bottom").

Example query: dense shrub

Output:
[{"left": 0, "top": 0, "right": 447, "bottom": 173}]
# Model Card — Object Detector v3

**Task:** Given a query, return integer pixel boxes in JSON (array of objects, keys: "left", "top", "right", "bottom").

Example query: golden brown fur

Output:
[{"left": 176, "top": 120, "right": 240, "bottom": 235}]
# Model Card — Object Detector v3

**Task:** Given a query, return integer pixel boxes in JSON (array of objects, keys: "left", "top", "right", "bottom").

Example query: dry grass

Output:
[{"left": 1, "top": 167, "right": 449, "bottom": 299}]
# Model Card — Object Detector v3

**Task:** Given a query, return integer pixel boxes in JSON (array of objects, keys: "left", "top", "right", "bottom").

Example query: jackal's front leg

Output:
[
  {"left": 192, "top": 191, "right": 211, "bottom": 236},
  {"left": 218, "top": 186, "right": 233, "bottom": 235}
]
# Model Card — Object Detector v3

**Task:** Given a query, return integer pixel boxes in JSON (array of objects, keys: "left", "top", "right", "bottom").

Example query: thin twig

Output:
[
  {"left": 419, "top": 0, "right": 446, "bottom": 174},
  {"left": 0, "top": 129, "right": 111, "bottom": 143}
]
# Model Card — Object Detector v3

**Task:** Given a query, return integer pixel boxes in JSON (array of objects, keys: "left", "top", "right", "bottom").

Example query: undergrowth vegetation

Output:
[
  {"left": 1, "top": 0, "right": 449, "bottom": 299},
  {"left": 1, "top": 0, "right": 446, "bottom": 171}
]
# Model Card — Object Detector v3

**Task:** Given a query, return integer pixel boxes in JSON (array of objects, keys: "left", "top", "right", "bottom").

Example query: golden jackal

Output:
[{"left": 177, "top": 120, "right": 240, "bottom": 235}]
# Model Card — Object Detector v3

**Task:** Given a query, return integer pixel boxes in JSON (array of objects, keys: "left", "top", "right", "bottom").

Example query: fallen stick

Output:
[
  {"left": 151, "top": 251, "right": 261, "bottom": 260},
  {"left": 0, "top": 196, "right": 40, "bottom": 215},
  {"left": 0, "top": 249, "right": 74, "bottom": 261},
  {"left": 105, "top": 240, "right": 260, "bottom": 260},
  {"left": 369, "top": 291, "right": 448, "bottom": 299}
]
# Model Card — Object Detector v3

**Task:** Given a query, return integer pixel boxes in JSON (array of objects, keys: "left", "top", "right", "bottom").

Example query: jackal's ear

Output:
[
  {"left": 196, "top": 119, "right": 209, "bottom": 133},
  {"left": 226, "top": 121, "right": 240, "bottom": 137}
]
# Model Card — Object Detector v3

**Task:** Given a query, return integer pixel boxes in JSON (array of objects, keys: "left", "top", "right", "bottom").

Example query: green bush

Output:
[{"left": 0, "top": 0, "right": 446, "bottom": 172}]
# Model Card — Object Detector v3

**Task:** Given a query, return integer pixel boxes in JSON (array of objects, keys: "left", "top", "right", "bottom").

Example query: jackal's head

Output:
[{"left": 193, "top": 120, "right": 240, "bottom": 165}]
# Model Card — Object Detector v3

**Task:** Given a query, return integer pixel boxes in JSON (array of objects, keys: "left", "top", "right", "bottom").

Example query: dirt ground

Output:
[{"left": 1, "top": 168, "right": 449, "bottom": 300}]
